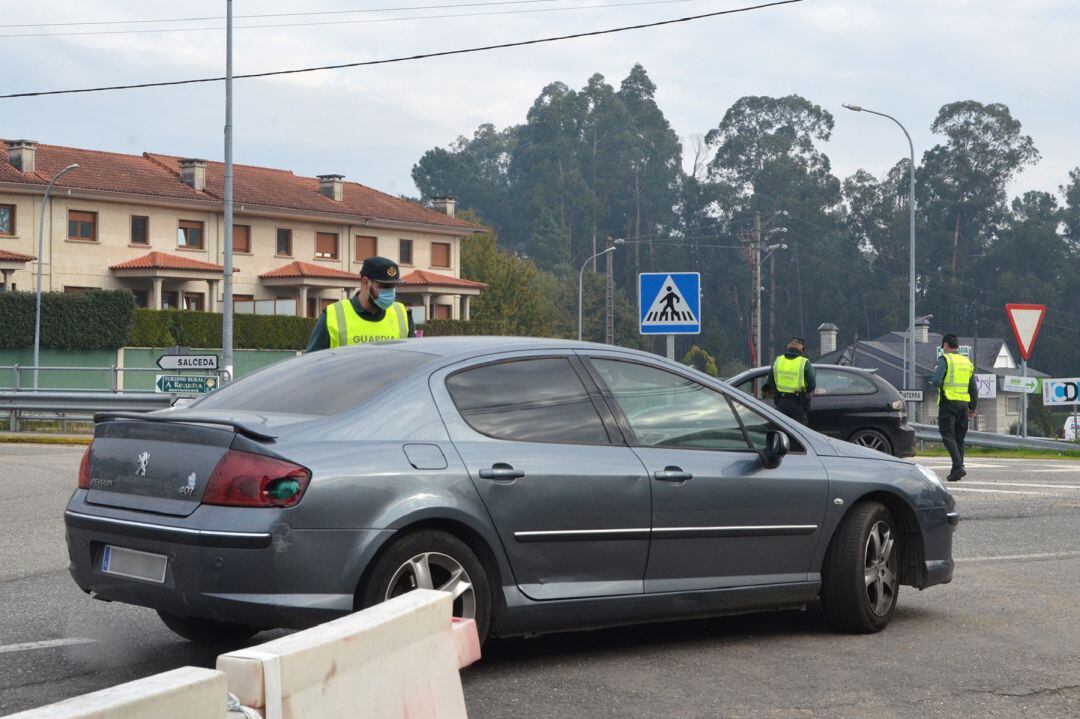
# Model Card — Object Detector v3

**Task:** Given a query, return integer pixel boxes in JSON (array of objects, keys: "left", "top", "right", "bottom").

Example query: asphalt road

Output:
[{"left": 2, "top": 444, "right": 1079, "bottom": 718}]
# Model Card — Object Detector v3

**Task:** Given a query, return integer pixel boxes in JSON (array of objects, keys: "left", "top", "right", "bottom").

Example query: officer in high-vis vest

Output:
[
  {"left": 929, "top": 333, "right": 978, "bottom": 482},
  {"left": 305, "top": 256, "right": 413, "bottom": 352},
  {"left": 763, "top": 336, "right": 817, "bottom": 424}
]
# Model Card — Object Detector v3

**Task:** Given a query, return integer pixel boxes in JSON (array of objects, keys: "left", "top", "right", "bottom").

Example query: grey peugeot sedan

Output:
[{"left": 65, "top": 337, "right": 957, "bottom": 643}]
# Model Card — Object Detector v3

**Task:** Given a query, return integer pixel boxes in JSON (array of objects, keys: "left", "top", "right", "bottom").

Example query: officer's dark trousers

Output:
[
  {"left": 938, "top": 400, "right": 970, "bottom": 471},
  {"left": 775, "top": 394, "right": 809, "bottom": 425}
]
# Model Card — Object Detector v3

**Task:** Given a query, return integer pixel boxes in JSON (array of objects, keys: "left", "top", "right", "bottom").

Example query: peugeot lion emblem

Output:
[{"left": 135, "top": 452, "right": 150, "bottom": 477}]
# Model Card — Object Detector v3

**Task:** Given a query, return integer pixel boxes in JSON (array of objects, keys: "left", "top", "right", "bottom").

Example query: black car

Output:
[{"left": 728, "top": 364, "right": 915, "bottom": 457}]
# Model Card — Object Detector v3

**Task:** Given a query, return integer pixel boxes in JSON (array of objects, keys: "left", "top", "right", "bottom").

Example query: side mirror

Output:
[{"left": 762, "top": 430, "right": 790, "bottom": 469}]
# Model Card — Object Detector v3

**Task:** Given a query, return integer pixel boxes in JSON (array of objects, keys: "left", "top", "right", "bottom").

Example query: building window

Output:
[
  {"left": 355, "top": 235, "right": 377, "bottom": 262},
  {"left": 183, "top": 292, "right": 205, "bottom": 312},
  {"left": 64, "top": 286, "right": 95, "bottom": 293},
  {"left": 68, "top": 211, "right": 97, "bottom": 241},
  {"left": 162, "top": 291, "right": 180, "bottom": 309},
  {"left": 130, "top": 216, "right": 149, "bottom": 245},
  {"left": 178, "top": 220, "right": 205, "bottom": 249},
  {"left": 431, "top": 242, "right": 451, "bottom": 268},
  {"left": 399, "top": 239, "right": 413, "bottom": 265},
  {"left": 434, "top": 304, "right": 452, "bottom": 319},
  {"left": 315, "top": 232, "right": 339, "bottom": 259},
  {"left": 0, "top": 204, "right": 15, "bottom": 236},
  {"left": 276, "top": 228, "right": 292, "bottom": 256},
  {"left": 1007, "top": 396, "right": 1022, "bottom": 415},
  {"left": 233, "top": 224, "right": 251, "bottom": 253}
]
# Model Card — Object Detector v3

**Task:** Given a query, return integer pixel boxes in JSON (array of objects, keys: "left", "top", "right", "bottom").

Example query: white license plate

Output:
[{"left": 102, "top": 545, "right": 168, "bottom": 584}]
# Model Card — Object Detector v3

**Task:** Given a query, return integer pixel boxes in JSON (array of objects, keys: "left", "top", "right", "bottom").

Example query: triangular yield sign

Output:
[
  {"left": 1005, "top": 303, "right": 1046, "bottom": 361},
  {"left": 642, "top": 275, "right": 698, "bottom": 326}
]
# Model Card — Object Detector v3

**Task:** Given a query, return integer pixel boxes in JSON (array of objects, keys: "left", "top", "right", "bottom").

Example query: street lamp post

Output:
[
  {"left": 33, "top": 162, "right": 80, "bottom": 389},
  {"left": 843, "top": 103, "right": 917, "bottom": 419},
  {"left": 578, "top": 245, "right": 617, "bottom": 341}
]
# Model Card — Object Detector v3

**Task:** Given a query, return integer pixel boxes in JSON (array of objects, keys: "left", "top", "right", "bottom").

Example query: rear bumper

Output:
[
  {"left": 64, "top": 496, "right": 391, "bottom": 630},
  {"left": 895, "top": 424, "right": 916, "bottom": 458}
]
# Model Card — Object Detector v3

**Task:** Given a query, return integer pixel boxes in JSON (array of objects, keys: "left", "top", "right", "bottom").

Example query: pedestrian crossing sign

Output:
[{"left": 638, "top": 272, "right": 701, "bottom": 335}]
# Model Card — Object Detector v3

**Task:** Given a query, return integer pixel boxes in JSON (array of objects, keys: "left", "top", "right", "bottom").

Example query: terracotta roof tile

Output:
[
  {"left": 1, "top": 139, "right": 484, "bottom": 232},
  {"left": 0, "top": 249, "right": 35, "bottom": 262},
  {"left": 110, "top": 251, "right": 224, "bottom": 272},
  {"left": 260, "top": 261, "right": 361, "bottom": 281},
  {"left": 400, "top": 269, "right": 487, "bottom": 289}
]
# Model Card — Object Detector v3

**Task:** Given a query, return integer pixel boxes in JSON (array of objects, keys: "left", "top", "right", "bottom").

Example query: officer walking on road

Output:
[
  {"left": 305, "top": 256, "right": 414, "bottom": 352},
  {"left": 763, "top": 336, "right": 816, "bottom": 424},
  {"left": 929, "top": 333, "right": 978, "bottom": 482}
]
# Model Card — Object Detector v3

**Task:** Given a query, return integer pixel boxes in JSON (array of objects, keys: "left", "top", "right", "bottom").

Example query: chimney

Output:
[
  {"left": 818, "top": 322, "right": 838, "bottom": 355},
  {"left": 178, "top": 158, "right": 207, "bottom": 192},
  {"left": 318, "top": 174, "right": 344, "bottom": 202},
  {"left": 6, "top": 140, "right": 36, "bottom": 174},
  {"left": 915, "top": 315, "right": 930, "bottom": 343},
  {"left": 431, "top": 196, "right": 456, "bottom": 218}
]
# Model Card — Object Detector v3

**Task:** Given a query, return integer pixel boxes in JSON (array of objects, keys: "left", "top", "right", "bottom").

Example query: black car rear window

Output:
[{"left": 193, "top": 347, "right": 434, "bottom": 416}]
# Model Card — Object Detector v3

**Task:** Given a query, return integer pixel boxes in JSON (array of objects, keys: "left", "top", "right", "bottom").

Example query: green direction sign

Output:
[
  {"left": 155, "top": 374, "right": 219, "bottom": 394},
  {"left": 1003, "top": 375, "right": 1040, "bottom": 394}
]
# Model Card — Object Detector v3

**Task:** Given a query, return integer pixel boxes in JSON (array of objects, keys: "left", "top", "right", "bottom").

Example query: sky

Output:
[{"left": 3, "top": 0, "right": 1079, "bottom": 201}]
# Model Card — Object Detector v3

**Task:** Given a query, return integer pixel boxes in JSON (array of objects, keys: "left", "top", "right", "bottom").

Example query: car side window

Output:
[
  {"left": 731, "top": 400, "right": 805, "bottom": 453},
  {"left": 445, "top": 358, "right": 609, "bottom": 445},
  {"left": 589, "top": 359, "right": 752, "bottom": 451},
  {"left": 815, "top": 369, "right": 877, "bottom": 396},
  {"left": 734, "top": 376, "right": 766, "bottom": 399}
]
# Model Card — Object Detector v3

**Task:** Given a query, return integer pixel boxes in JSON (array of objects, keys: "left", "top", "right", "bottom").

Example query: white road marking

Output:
[
  {"left": 948, "top": 487, "right": 1052, "bottom": 496},
  {"left": 959, "top": 481, "right": 1080, "bottom": 490},
  {"left": 0, "top": 638, "right": 96, "bottom": 654},
  {"left": 958, "top": 551, "right": 1080, "bottom": 563}
]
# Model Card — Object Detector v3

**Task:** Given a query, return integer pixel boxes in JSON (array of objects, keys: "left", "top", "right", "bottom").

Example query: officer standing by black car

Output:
[
  {"left": 763, "top": 336, "right": 817, "bottom": 424},
  {"left": 929, "top": 333, "right": 978, "bottom": 482},
  {"left": 305, "top": 257, "right": 414, "bottom": 352}
]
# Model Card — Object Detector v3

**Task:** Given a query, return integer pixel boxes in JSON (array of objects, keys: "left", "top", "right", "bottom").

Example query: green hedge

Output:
[
  {"left": 129, "top": 309, "right": 316, "bottom": 350},
  {"left": 0, "top": 289, "right": 135, "bottom": 350},
  {"left": 422, "top": 319, "right": 512, "bottom": 336}
]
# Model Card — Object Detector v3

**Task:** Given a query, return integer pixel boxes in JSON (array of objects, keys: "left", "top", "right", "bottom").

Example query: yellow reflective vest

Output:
[
  {"left": 772, "top": 355, "right": 809, "bottom": 394},
  {"left": 941, "top": 352, "right": 974, "bottom": 403},
  {"left": 325, "top": 298, "right": 408, "bottom": 348}
]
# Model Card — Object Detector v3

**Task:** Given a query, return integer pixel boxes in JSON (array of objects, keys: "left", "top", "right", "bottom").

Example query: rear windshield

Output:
[{"left": 193, "top": 347, "right": 435, "bottom": 416}]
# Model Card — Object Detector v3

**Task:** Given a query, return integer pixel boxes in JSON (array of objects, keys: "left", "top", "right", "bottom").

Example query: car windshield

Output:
[{"left": 192, "top": 347, "right": 435, "bottom": 416}]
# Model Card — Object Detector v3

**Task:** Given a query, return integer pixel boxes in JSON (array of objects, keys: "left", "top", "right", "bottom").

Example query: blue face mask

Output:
[{"left": 371, "top": 286, "right": 396, "bottom": 310}]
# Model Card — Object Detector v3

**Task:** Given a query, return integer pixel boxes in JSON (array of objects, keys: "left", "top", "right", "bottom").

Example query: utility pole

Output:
[
  {"left": 604, "top": 235, "right": 614, "bottom": 345},
  {"left": 768, "top": 249, "right": 776, "bottom": 355},
  {"left": 221, "top": 0, "right": 235, "bottom": 382},
  {"left": 752, "top": 212, "right": 763, "bottom": 366}
]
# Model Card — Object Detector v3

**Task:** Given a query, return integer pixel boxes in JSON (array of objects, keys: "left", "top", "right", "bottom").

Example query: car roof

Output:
[
  {"left": 329, "top": 336, "right": 661, "bottom": 363},
  {"left": 727, "top": 363, "right": 880, "bottom": 383}
]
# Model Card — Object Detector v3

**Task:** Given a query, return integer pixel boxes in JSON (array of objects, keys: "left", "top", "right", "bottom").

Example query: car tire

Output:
[
  {"left": 849, "top": 428, "right": 893, "bottom": 456},
  {"left": 157, "top": 611, "right": 261, "bottom": 644},
  {"left": 360, "top": 530, "right": 491, "bottom": 642},
  {"left": 821, "top": 501, "right": 900, "bottom": 633}
]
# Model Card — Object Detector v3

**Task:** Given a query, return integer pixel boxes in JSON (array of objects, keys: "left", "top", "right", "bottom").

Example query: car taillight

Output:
[
  {"left": 78, "top": 445, "right": 92, "bottom": 489},
  {"left": 202, "top": 450, "right": 311, "bottom": 508}
]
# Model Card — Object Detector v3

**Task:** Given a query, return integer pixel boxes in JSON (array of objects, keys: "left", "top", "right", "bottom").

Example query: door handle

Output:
[
  {"left": 653, "top": 466, "right": 693, "bottom": 482},
  {"left": 479, "top": 463, "right": 525, "bottom": 481}
]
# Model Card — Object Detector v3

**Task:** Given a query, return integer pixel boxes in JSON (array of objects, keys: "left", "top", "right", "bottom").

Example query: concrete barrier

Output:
[
  {"left": 6, "top": 590, "right": 480, "bottom": 719},
  {"left": 3, "top": 667, "right": 227, "bottom": 719},
  {"left": 218, "top": 589, "right": 476, "bottom": 719}
]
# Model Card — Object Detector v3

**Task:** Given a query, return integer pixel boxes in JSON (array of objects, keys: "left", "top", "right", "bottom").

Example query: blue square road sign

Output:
[{"left": 639, "top": 272, "right": 701, "bottom": 335}]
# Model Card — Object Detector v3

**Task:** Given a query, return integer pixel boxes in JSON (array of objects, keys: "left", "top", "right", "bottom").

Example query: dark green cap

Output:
[{"left": 359, "top": 256, "right": 403, "bottom": 284}]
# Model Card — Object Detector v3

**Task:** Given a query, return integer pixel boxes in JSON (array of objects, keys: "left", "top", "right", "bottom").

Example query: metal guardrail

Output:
[
  {"left": 1, "top": 365, "right": 222, "bottom": 432},
  {"left": 912, "top": 422, "right": 1080, "bottom": 452}
]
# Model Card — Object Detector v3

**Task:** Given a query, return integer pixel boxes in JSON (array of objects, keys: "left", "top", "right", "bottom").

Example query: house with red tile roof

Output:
[{"left": 0, "top": 139, "right": 485, "bottom": 320}]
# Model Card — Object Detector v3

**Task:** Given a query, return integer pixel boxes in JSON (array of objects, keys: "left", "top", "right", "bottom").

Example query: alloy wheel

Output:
[
  {"left": 385, "top": 551, "right": 477, "bottom": 620},
  {"left": 854, "top": 431, "right": 889, "bottom": 453},
  {"left": 863, "top": 521, "right": 897, "bottom": 617}
]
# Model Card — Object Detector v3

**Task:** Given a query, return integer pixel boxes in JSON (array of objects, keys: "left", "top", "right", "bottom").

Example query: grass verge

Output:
[{"left": 917, "top": 445, "right": 1080, "bottom": 461}]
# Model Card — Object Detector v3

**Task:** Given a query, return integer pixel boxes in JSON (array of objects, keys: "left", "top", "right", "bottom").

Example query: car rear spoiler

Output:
[{"left": 94, "top": 411, "right": 278, "bottom": 442}]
